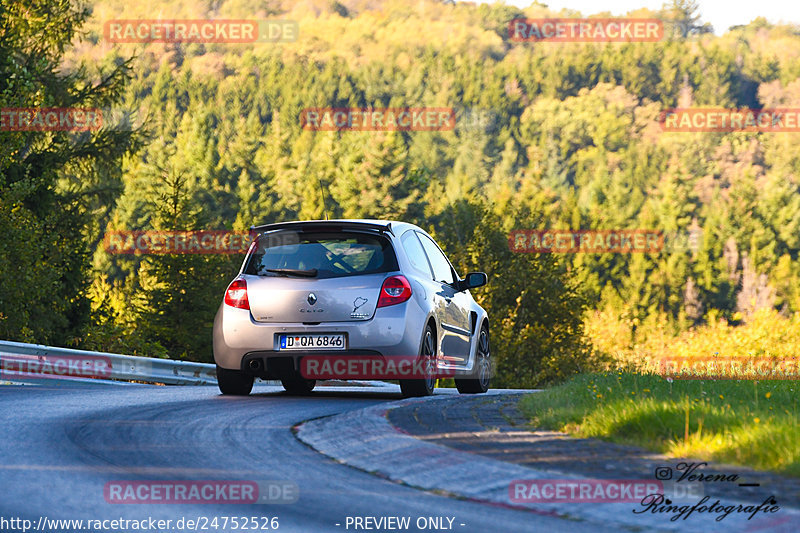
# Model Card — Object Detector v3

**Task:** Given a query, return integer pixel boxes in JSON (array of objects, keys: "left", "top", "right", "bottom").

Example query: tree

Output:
[
  {"left": 0, "top": 0, "right": 140, "bottom": 343},
  {"left": 661, "top": 0, "right": 714, "bottom": 38},
  {"left": 131, "top": 163, "right": 240, "bottom": 362},
  {"left": 428, "top": 199, "right": 600, "bottom": 387}
]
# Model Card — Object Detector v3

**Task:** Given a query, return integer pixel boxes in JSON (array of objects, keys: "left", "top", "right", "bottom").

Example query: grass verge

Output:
[{"left": 518, "top": 373, "right": 800, "bottom": 477}]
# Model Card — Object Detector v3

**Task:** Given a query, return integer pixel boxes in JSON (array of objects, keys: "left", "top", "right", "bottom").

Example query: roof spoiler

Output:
[{"left": 249, "top": 220, "right": 394, "bottom": 236}]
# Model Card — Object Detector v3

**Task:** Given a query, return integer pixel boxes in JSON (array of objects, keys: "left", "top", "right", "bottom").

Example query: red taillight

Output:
[
  {"left": 377, "top": 275, "right": 412, "bottom": 308},
  {"left": 224, "top": 278, "right": 250, "bottom": 310}
]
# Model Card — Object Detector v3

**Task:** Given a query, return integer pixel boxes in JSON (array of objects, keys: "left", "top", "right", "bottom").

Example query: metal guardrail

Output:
[
  {"left": 0, "top": 340, "right": 217, "bottom": 385},
  {"left": 0, "top": 340, "right": 389, "bottom": 388}
]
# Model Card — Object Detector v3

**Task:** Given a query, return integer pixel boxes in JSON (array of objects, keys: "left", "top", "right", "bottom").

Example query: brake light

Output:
[
  {"left": 377, "top": 275, "right": 412, "bottom": 308},
  {"left": 224, "top": 278, "right": 249, "bottom": 310}
]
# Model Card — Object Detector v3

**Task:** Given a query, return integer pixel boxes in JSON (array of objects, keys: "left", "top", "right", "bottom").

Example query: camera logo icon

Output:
[{"left": 655, "top": 467, "right": 673, "bottom": 480}]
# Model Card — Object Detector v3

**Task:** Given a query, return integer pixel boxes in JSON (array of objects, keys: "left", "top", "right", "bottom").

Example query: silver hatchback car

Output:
[{"left": 213, "top": 219, "right": 490, "bottom": 397}]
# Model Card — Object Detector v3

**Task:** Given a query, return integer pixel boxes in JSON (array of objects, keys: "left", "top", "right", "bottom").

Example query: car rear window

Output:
[{"left": 243, "top": 231, "right": 398, "bottom": 279}]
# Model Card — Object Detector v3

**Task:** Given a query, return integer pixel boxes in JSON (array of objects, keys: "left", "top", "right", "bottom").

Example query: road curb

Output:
[{"left": 295, "top": 392, "right": 798, "bottom": 533}]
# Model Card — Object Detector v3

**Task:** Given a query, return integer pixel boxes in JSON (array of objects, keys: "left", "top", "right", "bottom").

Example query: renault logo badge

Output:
[{"left": 307, "top": 293, "right": 317, "bottom": 305}]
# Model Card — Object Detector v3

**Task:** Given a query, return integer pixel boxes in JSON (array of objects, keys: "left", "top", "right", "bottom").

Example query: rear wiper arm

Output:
[{"left": 263, "top": 268, "right": 318, "bottom": 278}]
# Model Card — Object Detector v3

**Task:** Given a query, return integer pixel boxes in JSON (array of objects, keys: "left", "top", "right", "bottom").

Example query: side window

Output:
[
  {"left": 401, "top": 231, "right": 432, "bottom": 277},
  {"left": 417, "top": 232, "right": 455, "bottom": 285}
]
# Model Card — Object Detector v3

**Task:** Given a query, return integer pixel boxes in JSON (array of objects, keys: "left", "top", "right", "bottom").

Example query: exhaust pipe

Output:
[{"left": 248, "top": 359, "right": 262, "bottom": 371}]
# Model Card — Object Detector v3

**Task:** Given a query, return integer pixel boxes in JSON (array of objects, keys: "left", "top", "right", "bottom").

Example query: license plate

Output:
[{"left": 279, "top": 334, "right": 346, "bottom": 350}]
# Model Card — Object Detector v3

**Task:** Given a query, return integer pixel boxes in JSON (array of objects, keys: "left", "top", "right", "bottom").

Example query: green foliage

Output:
[
  {"left": 117, "top": 164, "right": 241, "bottom": 362},
  {"left": 426, "top": 200, "right": 602, "bottom": 387},
  {"left": 80, "top": 279, "right": 169, "bottom": 358},
  {"left": 5, "top": 0, "right": 800, "bottom": 388},
  {"left": 519, "top": 372, "right": 800, "bottom": 476},
  {"left": 0, "top": 0, "right": 140, "bottom": 344}
]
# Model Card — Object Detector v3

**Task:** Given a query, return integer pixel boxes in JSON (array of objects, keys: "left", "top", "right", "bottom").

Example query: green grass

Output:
[{"left": 518, "top": 373, "right": 800, "bottom": 477}]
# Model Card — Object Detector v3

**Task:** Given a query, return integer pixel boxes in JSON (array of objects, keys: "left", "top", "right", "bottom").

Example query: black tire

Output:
[
  {"left": 456, "top": 325, "right": 491, "bottom": 394},
  {"left": 400, "top": 324, "right": 437, "bottom": 398},
  {"left": 281, "top": 373, "right": 316, "bottom": 395},
  {"left": 216, "top": 365, "right": 254, "bottom": 396}
]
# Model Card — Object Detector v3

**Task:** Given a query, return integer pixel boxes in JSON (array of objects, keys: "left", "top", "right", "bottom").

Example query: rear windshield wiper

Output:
[{"left": 262, "top": 268, "right": 318, "bottom": 278}]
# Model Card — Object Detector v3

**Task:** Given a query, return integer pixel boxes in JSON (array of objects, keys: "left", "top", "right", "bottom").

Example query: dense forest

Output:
[{"left": 3, "top": 0, "right": 800, "bottom": 387}]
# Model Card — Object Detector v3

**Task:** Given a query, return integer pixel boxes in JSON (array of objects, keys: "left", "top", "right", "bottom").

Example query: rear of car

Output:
[
  {"left": 213, "top": 221, "right": 428, "bottom": 394},
  {"left": 213, "top": 219, "right": 490, "bottom": 397}
]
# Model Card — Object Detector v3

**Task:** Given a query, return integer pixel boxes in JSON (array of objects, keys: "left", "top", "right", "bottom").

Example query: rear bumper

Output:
[
  {"left": 240, "top": 350, "right": 384, "bottom": 379},
  {"left": 212, "top": 301, "right": 426, "bottom": 371}
]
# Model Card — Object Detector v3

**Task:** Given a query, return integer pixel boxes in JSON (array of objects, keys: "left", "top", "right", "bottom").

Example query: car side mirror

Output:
[{"left": 458, "top": 272, "right": 487, "bottom": 292}]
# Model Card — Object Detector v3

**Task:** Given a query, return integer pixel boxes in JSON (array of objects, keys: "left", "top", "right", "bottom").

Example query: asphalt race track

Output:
[{"left": 0, "top": 383, "right": 619, "bottom": 533}]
